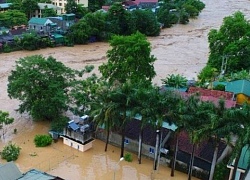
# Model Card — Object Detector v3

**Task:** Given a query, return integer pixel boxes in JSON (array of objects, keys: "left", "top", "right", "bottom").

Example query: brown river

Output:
[{"left": 0, "top": 0, "right": 250, "bottom": 179}]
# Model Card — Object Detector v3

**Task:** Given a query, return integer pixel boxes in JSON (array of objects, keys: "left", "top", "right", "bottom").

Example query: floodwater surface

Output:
[{"left": 0, "top": 0, "right": 250, "bottom": 179}]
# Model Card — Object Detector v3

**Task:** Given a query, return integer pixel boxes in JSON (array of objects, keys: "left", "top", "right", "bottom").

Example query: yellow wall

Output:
[{"left": 236, "top": 93, "right": 250, "bottom": 104}]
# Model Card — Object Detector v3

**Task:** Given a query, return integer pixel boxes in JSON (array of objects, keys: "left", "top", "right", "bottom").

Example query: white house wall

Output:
[{"left": 62, "top": 136, "right": 94, "bottom": 152}]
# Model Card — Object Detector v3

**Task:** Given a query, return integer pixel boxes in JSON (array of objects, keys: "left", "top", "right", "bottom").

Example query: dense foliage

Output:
[
  {"left": 99, "top": 32, "right": 156, "bottom": 84},
  {"left": 207, "top": 11, "right": 250, "bottom": 74},
  {"left": 161, "top": 74, "right": 188, "bottom": 88},
  {"left": 0, "top": 10, "right": 27, "bottom": 28},
  {"left": 0, "top": 110, "right": 14, "bottom": 138},
  {"left": 1, "top": 143, "right": 21, "bottom": 162},
  {"left": 7, "top": 55, "right": 76, "bottom": 121},
  {"left": 67, "top": 19, "right": 92, "bottom": 44},
  {"left": 34, "top": 134, "right": 53, "bottom": 147}
]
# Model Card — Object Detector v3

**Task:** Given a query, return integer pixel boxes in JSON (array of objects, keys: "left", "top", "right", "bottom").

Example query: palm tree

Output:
[
  {"left": 161, "top": 74, "right": 188, "bottom": 89},
  {"left": 195, "top": 99, "right": 231, "bottom": 180},
  {"left": 227, "top": 103, "right": 250, "bottom": 180},
  {"left": 131, "top": 85, "right": 157, "bottom": 164},
  {"left": 178, "top": 94, "right": 207, "bottom": 180},
  {"left": 89, "top": 81, "right": 118, "bottom": 151},
  {"left": 152, "top": 88, "right": 183, "bottom": 170},
  {"left": 108, "top": 81, "right": 137, "bottom": 158}
]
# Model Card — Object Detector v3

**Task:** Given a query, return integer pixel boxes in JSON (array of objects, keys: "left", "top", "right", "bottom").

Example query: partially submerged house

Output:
[
  {"left": 61, "top": 115, "right": 94, "bottom": 152},
  {"left": 227, "top": 145, "right": 250, "bottom": 180}
]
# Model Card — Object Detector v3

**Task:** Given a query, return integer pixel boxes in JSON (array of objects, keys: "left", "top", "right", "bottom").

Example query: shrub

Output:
[
  {"left": 34, "top": 134, "right": 53, "bottom": 147},
  {"left": 213, "top": 84, "right": 225, "bottom": 91},
  {"left": 1, "top": 142, "right": 21, "bottom": 162},
  {"left": 124, "top": 152, "right": 133, "bottom": 162}
]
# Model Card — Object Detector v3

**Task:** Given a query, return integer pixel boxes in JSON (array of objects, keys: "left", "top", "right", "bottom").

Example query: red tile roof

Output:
[{"left": 188, "top": 87, "right": 234, "bottom": 100}]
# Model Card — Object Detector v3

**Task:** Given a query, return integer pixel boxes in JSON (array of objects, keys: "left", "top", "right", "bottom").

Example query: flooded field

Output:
[{"left": 0, "top": 0, "right": 250, "bottom": 179}]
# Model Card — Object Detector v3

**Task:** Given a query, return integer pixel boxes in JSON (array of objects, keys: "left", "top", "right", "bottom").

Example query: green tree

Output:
[
  {"left": 89, "top": 80, "right": 120, "bottom": 152},
  {"left": 0, "top": 111, "right": 14, "bottom": 139},
  {"left": 195, "top": 100, "right": 231, "bottom": 180},
  {"left": 42, "top": 6, "right": 57, "bottom": 17},
  {"left": 16, "top": 32, "right": 41, "bottom": 51},
  {"left": 157, "top": 7, "right": 179, "bottom": 28},
  {"left": 161, "top": 74, "right": 188, "bottom": 88},
  {"left": 65, "top": 0, "right": 78, "bottom": 14},
  {"left": 0, "top": 10, "right": 27, "bottom": 28},
  {"left": 75, "top": 4, "right": 88, "bottom": 19},
  {"left": 132, "top": 9, "right": 160, "bottom": 36},
  {"left": 131, "top": 84, "right": 158, "bottom": 164},
  {"left": 88, "top": 0, "right": 105, "bottom": 12},
  {"left": 7, "top": 55, "right": 76, "bottom": 121},
  {"left": 7, "top": 0, "right": 22, "bottom": 11},
  {"left": 106, "top": 2, "right": 135, "bottom": 36},
  {"left": 198, "top": 65, "right": 219, "bottom": 87},
  {"left": 22, "top": 0, "right": 39, "bottom": 18},
  {"left": 227, "top": 103, "right": 250, "bottom": 180},
  {"left": 207, "top": 11, "right": 250, "bottom": 74},
  {"left": 178, "top": 94, "right": 207, "bottom": 180},
  {"left": 1, "top": 143, "right": 21, "bottom": 162},
  {"left": 99, "top": 32, "right": 156, "bottom": 85},
  {"left": 84, "top": 12, "right": 108, "bottom": 41},
  {"left": 67, "top": 19, "right": 92, "bottom": 44}
]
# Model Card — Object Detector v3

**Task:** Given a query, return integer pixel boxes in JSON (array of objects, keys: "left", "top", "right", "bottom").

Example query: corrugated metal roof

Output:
[
  {"left": 18, "top": 169, "right": 57, "bottom": 180},
  {"left": 238, "top": 145, "right": 250, "bottom": 170},
  {"left": 225, "top": 80, "right": 250, "bottom": 97},
  {"left": 0, "top": 3, "right": 12, "bottom": 9},
  {"left": 28, "top": 18, "right": 51, "bottom": 25},
  {"left": 0, "top": 162, "right": 22, "bottom": 180}
]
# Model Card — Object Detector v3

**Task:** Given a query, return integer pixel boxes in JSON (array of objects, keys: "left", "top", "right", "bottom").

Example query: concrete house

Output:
[
  {"left": 52, "top": 0, "right": 88, "bottom": 14},
  {"left": 28, "top": 18, "right": 53, "bottom": 33},
  {"left": 225, "top": 80, "right": 250, "bottom": 105},
  {"left": 33, "top": 3, "right": 62, "bottom": 18},
  {"left": 61, "top": 115, "right": 94, "bottom": 152}
]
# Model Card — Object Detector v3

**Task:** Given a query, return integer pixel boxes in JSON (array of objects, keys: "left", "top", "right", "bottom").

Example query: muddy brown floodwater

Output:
[{"left": 0, "top": 0, "right": 250, "bottom": 179}]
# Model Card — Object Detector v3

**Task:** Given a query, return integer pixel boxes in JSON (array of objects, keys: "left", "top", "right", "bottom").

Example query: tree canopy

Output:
[
  {"left": 207, "top": 11, "right": 250, "bottom": 74},
  {"left": 7, "top": 55, "right": 76, "bottom": 121},
  {"left": 99, "top": 32, "right": 156, "bottom": 85},
  {"left": 0, "top": 10, "right": 27, "bottom": 28}
]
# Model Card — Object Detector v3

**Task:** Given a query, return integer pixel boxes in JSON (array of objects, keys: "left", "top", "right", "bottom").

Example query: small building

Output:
[
  {"left": 227, "top": 145, "right": 250, "bottom": 180},
  {"left": 61, "top": 13, "right": 75, "bottom": 29},
  {"left": 33, "top": 3, "right": 62, "bottom": 18},
  {"left": 61, "top": 115, "right": 94, "bottom": 152},
  {"left": 52, "top": 0, "right": 88, "bottom": 14},
  {"left": 0, "top": 162, "right": 22, "bottom": 180},
  {"left": 0, "top": 3, "right": 11, "bottom": 12},
  {"left": 28, "top": 17, "right": 53, "bottom": 34},
  {"left": 225, "top": 80, "right": 250, "bottom": 105}
]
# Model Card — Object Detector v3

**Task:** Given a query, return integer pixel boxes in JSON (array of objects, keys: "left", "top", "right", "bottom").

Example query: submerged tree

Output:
[
  {"left": 0, "top": 110, "right": 14, "bottom": 139},
  {"left": 8, "top": 55, "right": 76, "bottom": 121}
]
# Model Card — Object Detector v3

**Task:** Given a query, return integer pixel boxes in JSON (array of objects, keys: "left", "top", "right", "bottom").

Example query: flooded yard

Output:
[{"left": 1, "top": 0, "right": 250, "bottom": 179}]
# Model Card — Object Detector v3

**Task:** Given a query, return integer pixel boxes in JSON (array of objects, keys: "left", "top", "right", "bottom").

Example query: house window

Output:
[
  {"left": 149, "top": 147, "right": 154, "bottom": 154},
  {"left": 124, "top": 139, "right": 129, "bottom": 145},
  {"left": 77, "top": 145, "right": 79, "bottom": 149},
  {"left": 59, "top": 3, "right": 62, "bottom": 6},
  {"left": 71, "top": 142, "right": 73, "bottom": 147}
]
